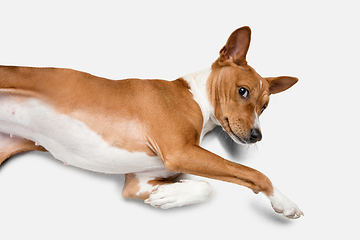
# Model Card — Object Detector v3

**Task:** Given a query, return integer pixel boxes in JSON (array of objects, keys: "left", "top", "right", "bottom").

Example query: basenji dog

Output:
[{"left": 0, "top": 26, "right": 303, "bottom": 219}]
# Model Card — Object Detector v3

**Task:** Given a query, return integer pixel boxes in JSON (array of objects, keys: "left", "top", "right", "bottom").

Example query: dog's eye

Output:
[
  {"left": 261, "top": 104, "right": 267, "bottom": 113},
  {"left": 238, "top": 87, "right": 249, "bottom": 99}
]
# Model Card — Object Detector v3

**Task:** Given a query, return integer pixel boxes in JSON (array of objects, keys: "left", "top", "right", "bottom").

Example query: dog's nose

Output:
[{"left": 250, "top": 128, "right": 262, "bottom": 143}]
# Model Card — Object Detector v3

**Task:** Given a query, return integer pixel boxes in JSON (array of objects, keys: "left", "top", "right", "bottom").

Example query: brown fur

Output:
[{"left": 0, "top": 27, "right": 298, "bottom": 198}]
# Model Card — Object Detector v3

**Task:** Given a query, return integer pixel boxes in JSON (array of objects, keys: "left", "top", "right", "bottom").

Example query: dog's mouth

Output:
[{"left": 223, "top": 118, "right": 248, "bottom": 145}]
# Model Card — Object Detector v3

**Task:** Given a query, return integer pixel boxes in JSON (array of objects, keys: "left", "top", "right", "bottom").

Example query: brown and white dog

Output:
[{"left": 0, "top": 26, "right": 303, "bottom": 219}]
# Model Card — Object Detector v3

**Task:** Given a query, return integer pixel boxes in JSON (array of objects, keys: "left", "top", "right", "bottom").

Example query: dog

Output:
[{"left": 0, "top": 26, "right": 303, "bottom": 219}]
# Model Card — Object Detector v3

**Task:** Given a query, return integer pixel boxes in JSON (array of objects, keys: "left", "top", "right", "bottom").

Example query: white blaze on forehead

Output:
[{"left": 259, "top": 79, "right": 263, "bottom": 90}]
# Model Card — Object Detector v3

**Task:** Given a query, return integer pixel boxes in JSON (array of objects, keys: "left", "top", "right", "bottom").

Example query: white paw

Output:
[
  {"left": 144, "top": 180, "right": 212, "bottom": 209},
  {"left": 267, "top": 187, "right": 304, "bottom": 219}
]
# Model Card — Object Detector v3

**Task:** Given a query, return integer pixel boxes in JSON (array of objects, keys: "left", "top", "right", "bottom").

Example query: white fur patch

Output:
[
  {"left": 145, "top": 179, "right": 212, "bottom": 209},
  {"left": 266, "top": 186, "right": 304, "bottom": 219},
  {"left": 254, "top": 109, "right": 260, "bottom": 129},
  {"left": 0, "top": 94, "right": 165, "bottom": 174},
  {"left": 182, "top": 68, "right": 219, "bottom": 140}
]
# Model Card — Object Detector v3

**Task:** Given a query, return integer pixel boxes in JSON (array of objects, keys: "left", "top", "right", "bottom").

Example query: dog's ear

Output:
[
  {"left": 219, "top": 26, "right": 251, "bottom": 65},
  {"left": 266, "top": 76, "right": 298, "bottom": 94}
]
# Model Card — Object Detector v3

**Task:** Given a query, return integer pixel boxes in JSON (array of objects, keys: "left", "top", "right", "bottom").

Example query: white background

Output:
[{"left": 0, "top": 0, "right": 359, "bottom": 239}]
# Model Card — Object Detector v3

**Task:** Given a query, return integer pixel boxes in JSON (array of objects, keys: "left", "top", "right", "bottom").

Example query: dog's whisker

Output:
[{"left": 253, "top": 143, "right": 259, "bottom": 153}]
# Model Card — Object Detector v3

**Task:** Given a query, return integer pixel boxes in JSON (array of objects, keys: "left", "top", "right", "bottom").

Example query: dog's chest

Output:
[{"left": 0, "top": 95, "right": 164, "bottom": 173}]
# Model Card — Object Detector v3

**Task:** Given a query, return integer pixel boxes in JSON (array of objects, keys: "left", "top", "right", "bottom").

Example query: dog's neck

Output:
[{"left": 182, "top": 68, "right": 219, "bottom": 140}]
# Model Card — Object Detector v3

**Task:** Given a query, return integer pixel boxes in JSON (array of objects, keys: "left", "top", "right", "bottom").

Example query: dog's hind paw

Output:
[
  {"left": 144, "top": 179, "right": 212, "bottom": 209},
  {"left": 267, "top": 187, "right": 304, "bottom": 219}
]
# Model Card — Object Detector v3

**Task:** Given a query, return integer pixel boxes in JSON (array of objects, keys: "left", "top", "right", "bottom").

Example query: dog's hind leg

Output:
[
  {"left": 122, "top": 170, "right": 212, "bottom": 209},
  {"left": 0, "top": 133, "right": 47, "bottom": 165}
]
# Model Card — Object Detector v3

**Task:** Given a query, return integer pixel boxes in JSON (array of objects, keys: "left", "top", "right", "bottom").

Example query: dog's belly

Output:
[{"left": 0, "top": 94, "right": 165, "bottom": 174}]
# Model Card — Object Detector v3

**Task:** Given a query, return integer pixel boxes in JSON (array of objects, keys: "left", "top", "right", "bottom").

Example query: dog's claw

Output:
[
  {"left": 285, "top": 210, "right": 303, "bottom": 219},
  {"left": 285, "top": 213, "right": 295, "bottom": 218}
]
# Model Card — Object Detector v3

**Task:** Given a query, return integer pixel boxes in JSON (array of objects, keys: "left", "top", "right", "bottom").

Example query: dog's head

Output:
[{"left": 207, "top": 26, "right": 298, "bottom": 144}]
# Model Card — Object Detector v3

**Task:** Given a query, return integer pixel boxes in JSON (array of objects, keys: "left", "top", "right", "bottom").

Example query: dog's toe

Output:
[{"left": 267, "top": 187, "right": 303, "bottom": 219}]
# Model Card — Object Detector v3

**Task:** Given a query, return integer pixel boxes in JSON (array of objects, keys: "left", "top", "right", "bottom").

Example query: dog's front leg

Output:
[
  {"left": 162, "top": 145, "right": 303, "bottom": 218},
  {"left": 162, "top": 145, "right": 273, "bottom": 195}
]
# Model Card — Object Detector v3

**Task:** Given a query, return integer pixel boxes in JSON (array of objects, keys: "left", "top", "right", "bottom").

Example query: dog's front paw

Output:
[
  {"left": 267, "top": 187, "right": 304, "bottom": 219},
  {"left": 144, "top": 180, "right": 212, "bottom": 209}
]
